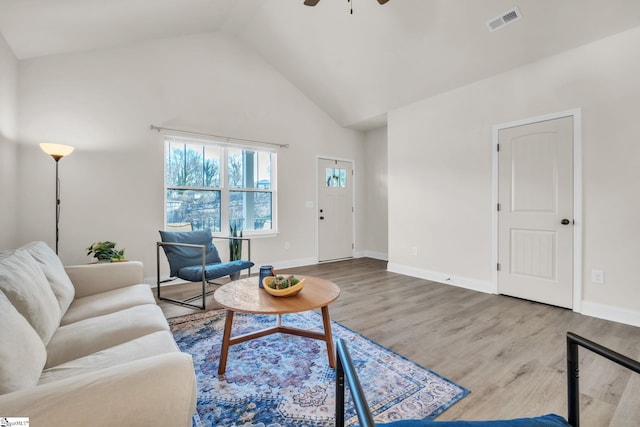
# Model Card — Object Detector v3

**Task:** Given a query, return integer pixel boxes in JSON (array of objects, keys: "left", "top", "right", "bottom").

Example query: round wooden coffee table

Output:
[{"left": 213, "top": 275, "right": 340, "bottom": 375}]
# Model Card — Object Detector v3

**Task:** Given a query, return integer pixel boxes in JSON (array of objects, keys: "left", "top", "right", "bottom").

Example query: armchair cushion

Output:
[
  {"left": 159, "top": 231, "right": 221, "bottom": 277},
  {"left": 177, "top": 260, "right": 255, "bottom": 282},
  {"left": 378, "top": 414, "right": 570, "bottom": 426}
]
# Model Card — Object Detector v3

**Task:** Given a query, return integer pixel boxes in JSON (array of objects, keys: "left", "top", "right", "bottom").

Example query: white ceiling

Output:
[{"left": 1, "top": 0, "right": 640, "bottom": 129}]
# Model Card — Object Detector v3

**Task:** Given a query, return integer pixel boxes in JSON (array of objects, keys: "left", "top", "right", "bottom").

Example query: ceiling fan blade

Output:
[
  {"left": 304, "top": 0, "right": 320, "bottom": 6},
  {"left": 377, "top": 0, "right": 390, "bottom": 4}
]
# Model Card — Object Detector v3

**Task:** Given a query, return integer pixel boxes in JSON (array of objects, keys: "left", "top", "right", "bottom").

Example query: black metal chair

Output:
[
  {"left": 335, "top": 332, "right": 640, "bottom": 427},
  {"left": 156, "top": 230, "right": 253, "bottom": 310}
]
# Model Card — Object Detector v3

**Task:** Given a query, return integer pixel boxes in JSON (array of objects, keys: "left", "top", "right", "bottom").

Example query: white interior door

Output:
[
  {"left": 318, "top": 158, "right": 353, "bottom": 262},
  {"left": 498, "top": 116, "right": 574, "bottom": 308}
]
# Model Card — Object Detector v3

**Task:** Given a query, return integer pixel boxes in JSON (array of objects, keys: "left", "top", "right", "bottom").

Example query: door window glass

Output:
[{"left": 325, "top": 167, "right": 347, "bottom": 188}]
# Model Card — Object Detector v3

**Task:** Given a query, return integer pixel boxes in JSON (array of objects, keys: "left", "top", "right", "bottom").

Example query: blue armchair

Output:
[
  {"left": 156, "top": 230, "right": 254, "bottom": 310},
  {"left": 335, "top": 332, "right": 640, "bottom": 427}
]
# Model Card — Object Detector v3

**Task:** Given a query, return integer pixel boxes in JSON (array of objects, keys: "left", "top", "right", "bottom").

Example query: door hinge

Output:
[
  {"left": 352, "top": 206, "right": 354, "bottom": 213},
  {"left": 352, "top": 243, "right": 355, "bottom": 249},
  {"left": 497, "top": 263, "right": 501, "bottom": 271},
  {"left": 497, "top": 143, "right": 500, "bottom": 152},
  {"left": 497, "top": 203, "right": 501, "bottom": 212}
]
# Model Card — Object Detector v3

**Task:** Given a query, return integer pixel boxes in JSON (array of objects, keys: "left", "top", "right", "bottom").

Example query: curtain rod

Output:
[{"left": 149, "top": 125, "right": 289, "bottom": 149}]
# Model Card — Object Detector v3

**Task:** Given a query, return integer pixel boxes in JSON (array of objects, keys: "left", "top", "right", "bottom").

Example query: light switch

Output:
[{"left": 591, "top": 270, "right": 605, "bottom": 284}]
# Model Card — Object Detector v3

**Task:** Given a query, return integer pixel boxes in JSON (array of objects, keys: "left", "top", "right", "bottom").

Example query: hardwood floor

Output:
[{"left": 156, "top": 258, "right": 640, "bottom": 426}]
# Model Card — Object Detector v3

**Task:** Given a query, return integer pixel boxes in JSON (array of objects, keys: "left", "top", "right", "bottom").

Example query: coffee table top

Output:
[{"left": 214, "top": 275, "right": 340, "bottom": 315}]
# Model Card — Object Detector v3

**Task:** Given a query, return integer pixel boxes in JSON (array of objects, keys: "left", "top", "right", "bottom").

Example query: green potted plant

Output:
[
  {"left": 86, "top": 241, "right": 126, "bottom": 263},
  {"left": 229, "top": 224, "right": 243, "bottom": 280}
]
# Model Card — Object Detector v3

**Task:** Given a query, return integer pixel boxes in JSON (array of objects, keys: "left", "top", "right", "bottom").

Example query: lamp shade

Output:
[{"left": 40, "top": 143, "right": 74, "bottom": 160}]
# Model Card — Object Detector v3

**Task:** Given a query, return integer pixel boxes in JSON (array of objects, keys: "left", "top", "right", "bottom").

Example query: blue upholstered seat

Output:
[
  {"left": 378, "top": 414, "right": 570, "bottom": 427},
  {"left": 178, "top": 259, "right": 254, "bottom": 282}
]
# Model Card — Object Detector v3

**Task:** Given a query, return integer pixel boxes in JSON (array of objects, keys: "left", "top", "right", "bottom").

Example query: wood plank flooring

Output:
[{"left": 156, "top": 258, "right": 640, "bottom": 426}]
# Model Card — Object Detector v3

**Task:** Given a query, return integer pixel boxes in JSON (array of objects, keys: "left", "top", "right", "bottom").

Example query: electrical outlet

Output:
[
  {"left": 411, "top": 246, "right": 418, "bottom": 256},
  {"left": 591, "top": 269, "right": 605, "bottom": 284}
]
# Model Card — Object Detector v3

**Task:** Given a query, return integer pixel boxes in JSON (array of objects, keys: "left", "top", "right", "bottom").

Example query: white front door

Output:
[
  {"left": 498, "top": 116, "right": 574, "bottom": 308},
  {"left": 318, "top": 158, "right": 353, "bottom": 262}
]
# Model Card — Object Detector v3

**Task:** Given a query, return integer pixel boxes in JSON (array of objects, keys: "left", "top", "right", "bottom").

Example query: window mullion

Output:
[{"left": 219, "top": 146, "right": 230, "bottom": 236}]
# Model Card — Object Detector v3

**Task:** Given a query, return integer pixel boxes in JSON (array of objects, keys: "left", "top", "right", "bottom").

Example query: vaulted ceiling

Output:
[{"left": 1, "top": 0, "right": 639, "bottom": 129}]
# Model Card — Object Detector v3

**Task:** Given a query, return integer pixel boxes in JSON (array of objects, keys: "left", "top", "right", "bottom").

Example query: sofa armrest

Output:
[
  {"left": 0, "top": 352, "right": 197, "bottom": 427},
  {"left": 65, "top": 261, "right": 145, "bottom": 298}
]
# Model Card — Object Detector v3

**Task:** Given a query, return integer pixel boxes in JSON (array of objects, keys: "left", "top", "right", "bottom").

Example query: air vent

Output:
[{"left": 486, "top": 7, "right": 522, "bottom": 32}]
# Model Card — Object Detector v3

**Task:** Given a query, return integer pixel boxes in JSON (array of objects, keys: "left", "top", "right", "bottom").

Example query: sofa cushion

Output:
[
  {"left": 0, "top": 353, "right": 197, "bottom": 427},
  {"left": 0, "top": 289, "right": 47, "bottom": 394},
  {"left": 21, "top": 241, "right": 75, "bottom": 315},
  {"left": 61, "top": 284, "right": 156, "bottom": 326},
  {"left": 0, "top": 248, "right": 61, "bottom": 344},
  {"left": 39, "top": 331, "right": 180, "bottom": 385},
  {"left": 65, "top": 261, "right": 144, "bottom": 299},
  {"left": 159, "top": 230, "right": 222, "bottom": 277},
  {"left": 0, "top": 248, "right": 13, "bottom": 260},
  {"left": 45, "top": 304, "right": 170, "bottom": 368}
]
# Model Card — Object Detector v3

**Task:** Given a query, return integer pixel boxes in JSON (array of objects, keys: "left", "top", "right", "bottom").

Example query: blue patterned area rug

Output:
[{"left": 169, "top": 309, "right": 469, "bottom": 427}]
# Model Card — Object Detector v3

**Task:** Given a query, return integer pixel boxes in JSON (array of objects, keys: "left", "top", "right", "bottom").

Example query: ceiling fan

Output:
[{"left": 304, "top": 0, "right": 390, "bottom": 6}]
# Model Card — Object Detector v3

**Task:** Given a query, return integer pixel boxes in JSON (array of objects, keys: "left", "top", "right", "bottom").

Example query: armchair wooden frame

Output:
[{"left": 156, "top": 236, "right": 251, "bottom": 310}]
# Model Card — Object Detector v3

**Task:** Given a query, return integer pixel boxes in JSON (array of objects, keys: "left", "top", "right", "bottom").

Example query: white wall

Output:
[
  {"left": 0, "top": 32, "right": 17, "bottom": 249},
  {"left": 388, "top": 26, "right": 640, "bottom": 325},
  {"left": 15, "top": 32, "right": 365, "bottom": 277},
  {"left": 362, "top": 126, "right": 388, "bottom": 260}
]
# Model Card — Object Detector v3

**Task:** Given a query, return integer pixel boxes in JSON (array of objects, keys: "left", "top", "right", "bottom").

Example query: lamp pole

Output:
[
  {"left": 40, "top": 144, "right": 74, "bottom": 255},
  {"left": 54, "top": 155, "right": 62, "bottom": 254}
]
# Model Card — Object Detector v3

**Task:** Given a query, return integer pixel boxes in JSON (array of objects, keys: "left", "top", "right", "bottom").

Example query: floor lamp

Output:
[{"left": 40, "top": 143, "right": 75, "bottom": 254}]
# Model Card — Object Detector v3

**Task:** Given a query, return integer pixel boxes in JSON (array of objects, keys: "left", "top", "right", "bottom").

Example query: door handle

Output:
[
  {"left": 561, "top": 218, "right": 571, "bottom": 225},
  {"left": 320, "top": 216, "right": 325, "bottom": 220}
]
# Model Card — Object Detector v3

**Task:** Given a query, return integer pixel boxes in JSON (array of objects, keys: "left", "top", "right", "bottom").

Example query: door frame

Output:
[
  {"left": 316, "top": 155, "right": 356, "bottom": 262},
  {"left": 491, "top": 108, "right": 583, "bottom": 312}
]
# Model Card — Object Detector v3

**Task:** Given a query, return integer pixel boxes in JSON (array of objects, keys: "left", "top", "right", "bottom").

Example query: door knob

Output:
[
  {"left": 320, "top": 216, "right": 325, "bottom": 220},
  {"left": 561, "top": 219, "right": 571, "bottom": 225}
]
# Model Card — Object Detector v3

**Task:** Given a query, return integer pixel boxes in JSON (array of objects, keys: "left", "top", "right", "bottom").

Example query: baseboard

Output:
[
  {"left": 387, "top": 262, "right": 495, "bottom": 294},
  {"left": 358, "top": 250, "right": 388, "bottom": 261},
  {"left": 270, "top": 257, "right": 318, "bottom": 270},
  {"left": 580, "top": 301, "right": 640, "bottom": 328}
]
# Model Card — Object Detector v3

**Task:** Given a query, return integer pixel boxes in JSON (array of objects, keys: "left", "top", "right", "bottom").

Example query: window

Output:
[
  {"left": 165, "top": 136, "right": 276, "bottom": 234},
  {"left": 325, "top": 167, "right": 347, "bottom": 188}
]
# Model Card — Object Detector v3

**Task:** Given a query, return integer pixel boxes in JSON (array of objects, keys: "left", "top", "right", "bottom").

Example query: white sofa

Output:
[{"left": 0, "top": 241, "right": 197, "bottom": 426}]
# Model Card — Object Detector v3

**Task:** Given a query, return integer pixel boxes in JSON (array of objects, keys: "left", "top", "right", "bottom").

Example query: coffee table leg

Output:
[
  {"left": 321, "top": 305, "right": 335, "bottom": 368},
  {"left": 218, "top": 310, "right": 234, "bottom": 375}
]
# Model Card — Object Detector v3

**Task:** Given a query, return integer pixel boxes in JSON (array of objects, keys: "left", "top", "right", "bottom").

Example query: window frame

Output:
[{"left": 164, "top": 135, "right": 278, "bottom": 237}]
